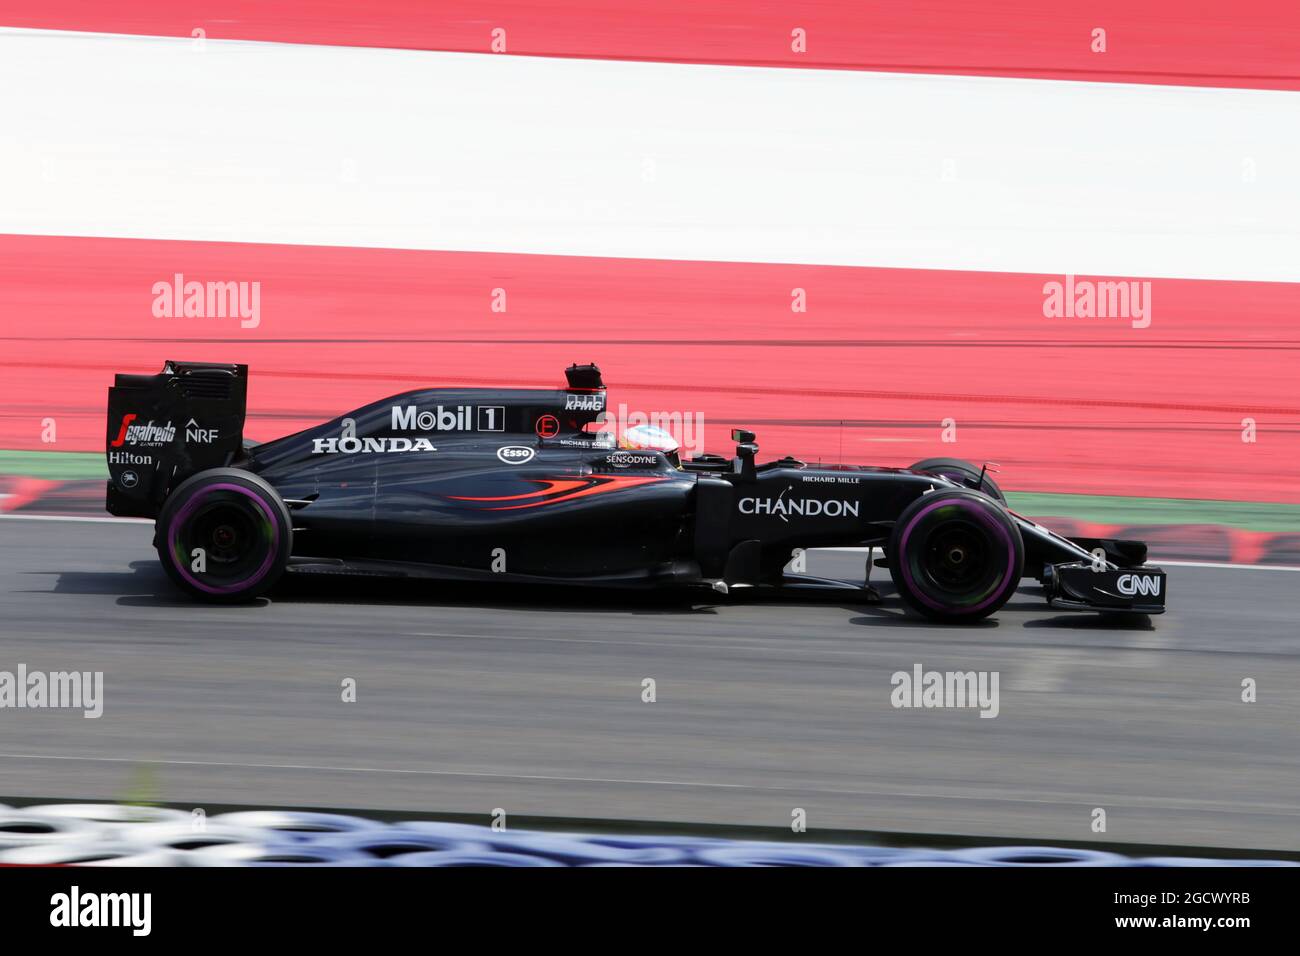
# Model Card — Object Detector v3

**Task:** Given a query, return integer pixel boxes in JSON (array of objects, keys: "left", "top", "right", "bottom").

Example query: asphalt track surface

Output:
[{"left": 1, "top": 517, "right": 1296, "bottom": 852}]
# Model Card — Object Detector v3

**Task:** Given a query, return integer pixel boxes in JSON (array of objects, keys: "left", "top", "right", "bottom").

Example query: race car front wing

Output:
[{"left": 1042, "top": 561, "right": 1167, "bottom": 614}]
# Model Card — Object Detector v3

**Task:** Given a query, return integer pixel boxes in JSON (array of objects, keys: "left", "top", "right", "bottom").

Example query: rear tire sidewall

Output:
[
  {"left": 907, "top": 457, "right": 1006, "bottom": 503},
  {"left": 155, "top": 468, "right": 291, "bottom": 603},
  {"left": 889, "top": 490, "right": 1023, "bottom": 623}
]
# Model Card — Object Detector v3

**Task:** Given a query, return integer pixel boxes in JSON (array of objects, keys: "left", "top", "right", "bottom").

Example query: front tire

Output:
[
  {"left": 888, "top": 489, "right": 1023, "bottom": 623},
  {"left": 155, "top": 468, "right": 292, "bottom": 603},
  {"left": 908, "top": 457, "right": 1006, "bottom": 503}
]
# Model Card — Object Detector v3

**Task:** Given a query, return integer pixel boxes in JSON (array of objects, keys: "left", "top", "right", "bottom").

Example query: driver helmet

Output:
[{"left": 619, "top": 423, "right": 679, "bottom": 454}]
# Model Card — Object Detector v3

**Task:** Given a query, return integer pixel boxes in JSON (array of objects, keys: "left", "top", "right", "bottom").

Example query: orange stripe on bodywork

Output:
[
  {"left": 447, "top": 474, "right": 667, "bottom": 510},
  {"left": 447, "top": 479, "right": 589, "bottom": 502}
]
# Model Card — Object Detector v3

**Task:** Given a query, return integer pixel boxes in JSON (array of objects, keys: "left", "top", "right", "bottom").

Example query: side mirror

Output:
[
  {"left": 731, "top": 428, "right": 755, "bottom": 443},
  {"left": 733, "top": 441, "right": 758, "bottom": 481}
]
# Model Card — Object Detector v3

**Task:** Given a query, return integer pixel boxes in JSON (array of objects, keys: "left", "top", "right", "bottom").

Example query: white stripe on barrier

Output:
[{"left": 2, "top": 28, "right": 1299, "bottom": 281}]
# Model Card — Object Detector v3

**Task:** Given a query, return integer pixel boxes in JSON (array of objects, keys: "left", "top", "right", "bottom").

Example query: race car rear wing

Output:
[{"left": 105, "top": 361, "right": 248, "bottom": 518}]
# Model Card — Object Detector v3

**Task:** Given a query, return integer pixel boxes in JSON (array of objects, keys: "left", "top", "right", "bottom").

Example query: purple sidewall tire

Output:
[
  {"left": 155, "top": 468, "right": 292, "bottom": 603},
  {"left": 888, "top": 490, "right": 1023, "bottom": 623}
]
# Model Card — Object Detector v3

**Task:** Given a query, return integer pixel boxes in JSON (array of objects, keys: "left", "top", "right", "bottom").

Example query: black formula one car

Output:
[{"left": 105, "top": 361, "right": 1166, "bottom": 621}]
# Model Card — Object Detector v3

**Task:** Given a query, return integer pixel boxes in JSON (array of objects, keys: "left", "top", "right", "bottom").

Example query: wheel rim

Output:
[{"left": 921, "top": 520, "right": 991, "bottom": 592}]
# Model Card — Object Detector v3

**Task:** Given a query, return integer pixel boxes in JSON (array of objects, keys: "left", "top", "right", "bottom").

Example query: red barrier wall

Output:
[
  {"left": 3, "top": 0, "right": 1298, "bottom": 90},
  {"left": 2, "top": 235, "right": 1296, "bottom": 502}
]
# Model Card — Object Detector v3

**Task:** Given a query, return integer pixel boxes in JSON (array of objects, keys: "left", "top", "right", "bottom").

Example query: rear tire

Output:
[
  {"left": 889, "top": 489, "right": 1023, "bottom": 623},
  {"left": 908, "top": 457, "right": 1006, "bottom": 503},
  {"left": 155, "top": 468, "right": 291, "bottom": 603}
]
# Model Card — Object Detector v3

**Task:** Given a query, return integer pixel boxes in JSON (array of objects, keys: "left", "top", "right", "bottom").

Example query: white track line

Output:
[
  {"left": 1156, "top": 559, "right": 1300, "bottom": 572},
  {"left": 2, "top": 27, "right": 1299, "bottom": 280},
  {"left": 0, "top": 513, "right": 150, "bottom": 524}
]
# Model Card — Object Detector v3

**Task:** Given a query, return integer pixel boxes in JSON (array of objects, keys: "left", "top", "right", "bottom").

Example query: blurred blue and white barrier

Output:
[{"left": 0, "top": 805, "right": 1292, "bottom": 867}]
